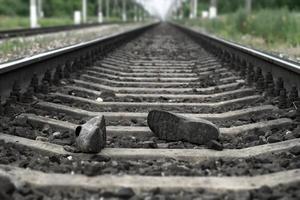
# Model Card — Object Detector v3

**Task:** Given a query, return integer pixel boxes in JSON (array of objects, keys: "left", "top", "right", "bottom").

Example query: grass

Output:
[
  {"left": 0, "top": 16, "right": 122, "bottom": 30},
  {"left": 39, "top": 17, "right": 74, "bottom": 27},
  {"left": 177, "top": 9, "right": 300, "bottom": 62},
  {"left": 233, "top": 9, "right": 300, "bottom": 45},
  {"left": 179, "top": 9, "right": 300, "bottom": 48},
  {"left": 0, "top": 16, "right": 74, "bottom": 30},
  {"left": 0, "top": 16, "right": 29, "bottom": 30},
  {"left": 0, "top": 41, "right": 27, "bottom": 61}
]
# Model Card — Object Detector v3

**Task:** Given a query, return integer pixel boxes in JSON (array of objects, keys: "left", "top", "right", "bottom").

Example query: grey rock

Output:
[
  {"left": 112, "top": 161, "right": 118, "bottom": 167},
  {"left": 284, "top": 134, "right": 296, "bottom": 140},
  {"left": 292, "top": 126, "right": 300, "bottom": 138},
  {"left": 267, "top": 135, "right": 282, "bottom": 143},
  {"left": 105, "top": 97, "right": 115, "bottom": 102},
  {"left": 52, "top": 131, "right": 62, "bottom": 138},
  {"left": 84, "top": 163, "right": 102, "bottom": 176},
  {"left": 116, "top": 187, "right": 135, "bottom": 199},
  {"left": 207, "top": 140, "right": 223, "bottom": 151},
  {"left": 284, "top": 110, "right": 297, "bottom": 118},
  {"left": 53, "top": 99, "right": 62, "bottom": 103},
  {"left": 254, "top": 128, "right": 265, "bottom": 136},
  {"left": 141, "top": 141, "right": 157, "bottom": 148},
  {"left": 75, "top": 115, "right": 106, "bottom": 153},
  {"left": 0, "top": 176, "right": 15, "bottom": 194},
  {"left": 89, "top": 154, "right": 111, "bottom": 162},
  {"left": 101, "top": 191, "right": 115, "bottom": 198},
  {"left": 42, "top": 124, "right": 51, "bottom": 134},
  {"left": 0, "top": 121, "right": 9, "bottom": 131},
  {"left": 0, "top": 191, "right": 11, "bottom": 200},
  {"left": 63, "top": 145, "right": 81, "bottom": 153},
  {"left": 231, "top": 191, "right": 251, "bottom": 200},
  {"left": 245, "top": 134, "right": 258, "bottom": 142},
  {"left": 51, "top": 138, "right": 72, "bottom": 146},
  {"left": 49, "top": 155, "right": 61, "bottom": 164},
  {"left": 35, "top": 136, "right": 49, "bottom": 142},
  {"left": 100, "top": 90, "right": 116, "bottom": 98},
  {"left": 18, "top": 183, "right": 32, "bottom": 195},
  {"left": 258, "top": 136, "right": 267, "bottom": 145},
  {"left": 290, "top": 146, "right": 300, "bottom": 155},
  {"left": 13, "top": 116, "right": 28, "bottom": 126}
]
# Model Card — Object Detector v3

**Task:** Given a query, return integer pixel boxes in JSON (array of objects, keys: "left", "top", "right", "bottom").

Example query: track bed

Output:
[{"left": 0, "top": 24, "right": 300, "bottom": 199}]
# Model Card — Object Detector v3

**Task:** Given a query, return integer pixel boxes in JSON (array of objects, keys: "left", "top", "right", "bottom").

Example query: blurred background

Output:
[
  {"left": 0, "top": 0, "right": 299, "bottom": 62},
  {"left": 0, "top": 0, "right": 150, "bottom": 28},
  {"left": 173, "top": 0, "right": 300, "bottom": 62}
]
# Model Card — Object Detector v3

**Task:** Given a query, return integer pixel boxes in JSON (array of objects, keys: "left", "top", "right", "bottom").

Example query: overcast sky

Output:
[{"left": 137, "top": 0, "right": 179, "bottom": 19}]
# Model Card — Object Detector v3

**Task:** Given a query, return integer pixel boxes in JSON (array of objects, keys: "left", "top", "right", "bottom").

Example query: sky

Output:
[{"left": 136, "top": 0, "right": 180, "bottom": 19}]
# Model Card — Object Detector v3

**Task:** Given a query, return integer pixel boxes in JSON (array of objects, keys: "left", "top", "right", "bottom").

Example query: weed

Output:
[{"left": 179, "top": 9, "right": 300, "bottom": 47}]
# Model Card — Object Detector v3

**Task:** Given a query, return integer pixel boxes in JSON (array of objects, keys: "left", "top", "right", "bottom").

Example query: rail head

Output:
[
  {"left": 0, "top": 23, "right": 157, "bottom": 75},
  {"left": 0, "top": 22, "right": 129, "bottom": 39},
  {"left": 172, "top": 23, "right": 300, "bottom": 74},
  {"left": 171, "top": 22, "right": 300, "bottom": 93},
  {"left": 0, "top": 22, "right": 158, "bottom": 100}
]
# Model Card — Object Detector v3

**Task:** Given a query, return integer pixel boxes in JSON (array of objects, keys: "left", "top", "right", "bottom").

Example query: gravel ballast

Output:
[{"left": 0, "top": 23, "right": 143, "bottom": 64}]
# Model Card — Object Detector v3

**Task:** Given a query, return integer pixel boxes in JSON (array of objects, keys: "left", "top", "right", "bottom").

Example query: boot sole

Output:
[{"left": 147, "top": 110, "right": 219, "bottom": 145}]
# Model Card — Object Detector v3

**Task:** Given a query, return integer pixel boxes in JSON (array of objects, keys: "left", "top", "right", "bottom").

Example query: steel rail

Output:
[
  {"left": 0, "top": 23, "right": 158, "bottom": 101},
  {"left": 0, "top": 22, "right": 127, "bottom": 39},
  {"left": 172, "top": 23, "right": 300, "bottom": 93}
]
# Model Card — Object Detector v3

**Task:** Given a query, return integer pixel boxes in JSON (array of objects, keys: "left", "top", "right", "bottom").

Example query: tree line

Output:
[
  {"left": 217, "top": 0, "right": 300, "bottom": 13},
  {"left": 0, "top": 0, "right": 140, "bottom": 18},
  {"left": 1, "top": 0, "right": 299, "bottom": 18},
  {"left": 181, "top": 0, "right": 300, "bottom": 17}
]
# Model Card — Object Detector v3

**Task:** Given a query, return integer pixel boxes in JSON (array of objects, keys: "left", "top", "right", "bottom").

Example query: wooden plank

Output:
[
  {"left": 51, "top": 92, "right": 260, "bottom": 109},
  {"left": 74, "top": 79, "right": 245, "bottom": 93},
  {"left": 20, "top": 113, "right": 292, "bottom": 137},
  {"left": 0, "top": 166, "right": 299, "bottom": 192},
  {"left": 36, "top": 101, "right": 277, "bottom": 121},
  {"left": 1, "top": 134, "right": 299, "bottom": 162}
]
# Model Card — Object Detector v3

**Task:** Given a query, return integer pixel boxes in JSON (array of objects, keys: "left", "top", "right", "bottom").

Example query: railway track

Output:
[
  {"left": 0, "top": 22, "right": 121, "bottom": 39},
  {"left": 0, "top": 23, "right": 300, "bottom": 199}
]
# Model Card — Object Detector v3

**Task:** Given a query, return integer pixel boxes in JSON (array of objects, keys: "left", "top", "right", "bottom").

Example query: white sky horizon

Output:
[{"left": 136, "top": 0, "right": 181, "bottom": 20}]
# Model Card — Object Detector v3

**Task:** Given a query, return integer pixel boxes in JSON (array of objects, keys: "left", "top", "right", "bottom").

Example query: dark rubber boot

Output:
[{"left": 147, "top": 110, "right": 220, "bottom": 145}]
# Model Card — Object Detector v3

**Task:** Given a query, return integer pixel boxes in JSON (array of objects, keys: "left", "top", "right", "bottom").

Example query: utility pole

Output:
[
  {"left": 30, "top": 0, "right": 39, "bottom": 28},
  {"left": 138, "top": 6, "right": 142, "bottom": 22},
  {"left": 141, "top": 7, "right": 145, "bottom": 21},
  {"left": 112, "top": 0, "right": 117, "bottom": 18},
  {"left": 193, "top": 0, "right": 198, "bottom": 18},
  {"left": 189, "top": 0, "right": 194, "bottom": 19},
  {"left": 82, "top": 0, "right": 87, "bottom": 23},
  {"left": 37, "top": 0, "right": 43, "bottom": 18},
  {"left": 144, "top": 11, "right": 148, "bottom": 21},
  {"left": 209, "top": 0, "right": 217, "bottom": 19},
  {"left": 172, "top": 5, "right": 177, "bottom": 20},
  {"left": 106, "top": 0, "right": 110, "bottom": 21},
  {"left": 134, "top": 4, "right": 137, "bottom": 22},
  {"left": 178, "top": 0, "right": 183, "bottom": 19},
  {"left": 98, "top": 0, "right": 103, "bottom": 23},
  {"left": 122, "top": 0, "right": 127, "bottom": 22},
  {"left": 246, "top": 0, "right": 252, "bottom": 14},
  {"left": 189, "top": 0, "right": 197, "bottom": 19}
]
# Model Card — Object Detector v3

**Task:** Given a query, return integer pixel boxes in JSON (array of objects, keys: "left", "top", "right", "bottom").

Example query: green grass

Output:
[
  {"left": 0, "top": 16, "right": 74, "bottom": 30},
  {"left": 232, "top": 9, "right": 300, "bottom": 45},
  {"left": 39, "top": 17, "right": 74, "bottom": 27},
  {"left": 0, "top": 16, "right": 122, "bottom": 30},
  {"left": 179, "top": 9, "right": 300, "bottom": 47},
  {"left": 0, "top": 16, "right": 29, "bottom": 30}
]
